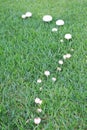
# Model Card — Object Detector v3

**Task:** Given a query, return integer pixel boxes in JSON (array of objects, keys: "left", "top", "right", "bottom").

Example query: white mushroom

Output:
[
  {"left": 43, "top": 15, "right": 52, "bottom": 22},
  {"left": 25, "top": 12, "right": 32, "bottom": 17},
  {"left": 56, "top": 19, "right": 64, "bottom": 26},
  {"left": 52, "top": 28, "right": 58, "bottom": 32},
  {"left": 21, "top": 14, "right": 26, "bottom": 19},
  {"left": 64, "top": 34, "right": 72, "bottom": 40}
]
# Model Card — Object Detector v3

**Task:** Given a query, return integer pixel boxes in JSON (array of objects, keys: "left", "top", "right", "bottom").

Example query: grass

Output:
[{"left": 0, "top": 0, "right": 87, "bottom": 129}]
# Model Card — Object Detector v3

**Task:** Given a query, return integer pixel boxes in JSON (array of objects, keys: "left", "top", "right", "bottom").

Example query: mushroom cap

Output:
[
  {"left": 21, "top": 14, "right": 26, "bottom": 19},
  {"left": 64, "top": 34, "right": 72, "bottom": 40},
  {"left": 43, "top": 15, "right": 52, "bottom": 22},
  {"left": 25, "top": 12, "right": 32, "bottom": 17},
  {"left": 56, "top": 19, "right": 64, "bottom": 26}
]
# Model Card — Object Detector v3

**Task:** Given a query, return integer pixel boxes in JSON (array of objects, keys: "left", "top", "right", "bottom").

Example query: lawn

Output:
[{"left": 0, "top": 0, "right": 87, "bottom": 130}]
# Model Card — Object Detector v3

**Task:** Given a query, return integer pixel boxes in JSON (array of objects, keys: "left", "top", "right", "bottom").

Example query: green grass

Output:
[{"left": 0, "top": 0, "right": 87, "bottom": 130}]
